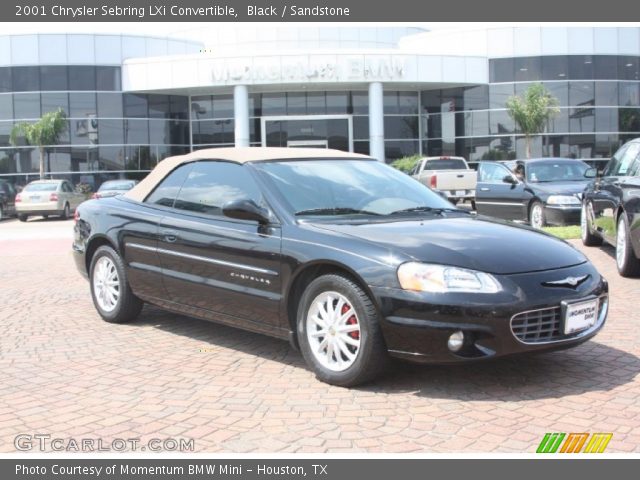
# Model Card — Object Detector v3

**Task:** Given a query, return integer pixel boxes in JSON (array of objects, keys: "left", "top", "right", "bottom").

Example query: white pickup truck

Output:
[{"left": 410, "top": 156, "right": 477, "bottom": 205}]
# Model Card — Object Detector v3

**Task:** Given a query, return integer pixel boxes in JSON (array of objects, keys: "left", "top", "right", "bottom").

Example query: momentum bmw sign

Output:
[{"left": 211, "top": 57, "right": 406, "bottom": 82}]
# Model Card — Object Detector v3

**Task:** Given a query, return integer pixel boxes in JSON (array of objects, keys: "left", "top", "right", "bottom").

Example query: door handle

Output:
[
  {"left": 480, "top": 187, "right": 490, "bottom": 191},
  {"left": 162, "top": 230, "right": 178, "bottom": 243}
]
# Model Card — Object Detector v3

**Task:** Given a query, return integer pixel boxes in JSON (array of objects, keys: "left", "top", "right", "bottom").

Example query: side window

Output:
[
  {"left": 604, "top": 143, "right": 640, "bottom": 176},
  {"left": 628, "top": 156, "right": 640, "bottom": 177},
  {"left": 604, "top": 145, "right": 627, "bottom": 176},
  {"left": 478, "top": 164, "right": 493, "bottom": 182},
  {"left": 614, "top": 143, "right": 640, "bottom": 176},
  {"left": 62, "top": 182, "right": 71, "bottom": 193},
  {"left": 173, "top": 161, "right": 263, "bottom": 218},
  {"left": 145, "top": 163, "right": 194, "bottom": 207},
  {"left": 478, "top": 163, "right": 510, "bottom": 183}
]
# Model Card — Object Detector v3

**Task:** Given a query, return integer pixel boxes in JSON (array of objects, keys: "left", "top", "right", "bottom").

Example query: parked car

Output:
[
  {"left": 92, "top": 180, "right": 139, "bottom": 199},
  {"left": 581, "top": 138, "right": 640, "bottom": 276},
  {"left": 0, "top": 179, "right": 17, "bottom": 221},
  {"left": 475, "top": 158, "right": 591, "bottom": 229},
  {"left": 73, "top": 148, "right": 608, "bottom": 386},
  {"left": 16, "top": 179, "right": 85, "bottom": 222},
  {"left": 410, "top": 156, "right": 476, "bottom": 205}
]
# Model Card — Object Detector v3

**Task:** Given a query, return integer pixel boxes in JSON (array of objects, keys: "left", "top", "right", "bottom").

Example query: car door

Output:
[
  {"left": 0, "top": 182, "right": 16, "bottom": 215},
  {"left": 625, "top": 158, "right": 640, "bottom": 254},
  {"left": 156, "top": 160, "right": 283, "bottom": 329},
  {"left": 60, "top": 182, "right": 70, "bottom": 207},
  {"left": 68, "top": 181, "right": 84, "bottom": 209},
  {"left": 58, "top": 182, "right": 70, "bottom": 208},
  {"left": 123, "top": 163, "right": 194, "bottom": 301},
  {"left": 592, "top": 142, "right": 640, "bottom": 243},
  {"left": 475, "top": 162, "right": 527, "bottom": 220}
]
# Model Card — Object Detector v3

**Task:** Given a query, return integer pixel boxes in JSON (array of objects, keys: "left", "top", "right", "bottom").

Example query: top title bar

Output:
[{"left": 4, "top": 0, "right": 640, "bottom": 22}]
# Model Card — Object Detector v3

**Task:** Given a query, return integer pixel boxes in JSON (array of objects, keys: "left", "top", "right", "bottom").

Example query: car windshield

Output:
[
  {"left": 423, "top": 159, "right": 467, "bottom": 170},
  {"left": 23, "top": 183, "right": 58, "bottom": 192},
  {"left": 526, "top": 161, "right": 589, "bottom": 182},
  {"left": 254, "top": 159, "right": 454, "bottom": 218},
  {"left": 99, "top": 181, "right": 135, "bottom": 191}
]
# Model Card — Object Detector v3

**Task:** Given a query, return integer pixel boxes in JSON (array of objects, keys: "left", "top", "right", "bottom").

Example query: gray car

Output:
[
  {"left": 16, "top": 179, "right": 85, "bottom": 221},
  {"left": 92, "top": 180, "right": 138, "bottom": 199}
]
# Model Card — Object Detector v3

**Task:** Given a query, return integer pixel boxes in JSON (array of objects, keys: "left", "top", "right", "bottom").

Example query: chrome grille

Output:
[
  {"left": 511, "top": 307, "right": 561, "bottom": 343},
  {"left": 511, "top": 297, "right": 607, "bottom": 344}
]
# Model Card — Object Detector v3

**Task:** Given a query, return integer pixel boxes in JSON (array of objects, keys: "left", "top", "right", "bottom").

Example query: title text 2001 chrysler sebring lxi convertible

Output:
[{"left": 73, "top": 148, "right": 608, "bottom": 386}]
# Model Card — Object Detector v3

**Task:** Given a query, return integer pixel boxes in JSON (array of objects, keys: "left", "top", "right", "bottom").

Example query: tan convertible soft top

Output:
[{"left": 124, "top": 147, "right": 370, "bottom": 202}]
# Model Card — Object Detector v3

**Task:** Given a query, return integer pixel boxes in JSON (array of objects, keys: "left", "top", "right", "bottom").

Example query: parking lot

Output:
[{"left": 0, "top": 217, "right": 638, "bottom": 453}]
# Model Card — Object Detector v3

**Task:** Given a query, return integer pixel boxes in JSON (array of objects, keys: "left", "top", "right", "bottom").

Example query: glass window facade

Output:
[
  {"left": 0, "top": 65, "right": 190, "bottom": 189},
  {"left": 3, "top": 53, "right": 640, "bottom": 185},
  {"left": 428, "top": 55, "right": 640, "bottom": 160}
]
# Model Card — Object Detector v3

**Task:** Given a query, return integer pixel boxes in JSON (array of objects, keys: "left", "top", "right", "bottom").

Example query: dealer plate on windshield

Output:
[{"left": 563, "top": 298, "right": 598, "bottom": 334}]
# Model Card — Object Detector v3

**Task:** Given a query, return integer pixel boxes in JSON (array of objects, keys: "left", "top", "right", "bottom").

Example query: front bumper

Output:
[
  {"left": 544, "top": 205, "right": 581, "bottom": 226},
  {"left": 370, "top": 262, "right": 608, "bottom": 364}
]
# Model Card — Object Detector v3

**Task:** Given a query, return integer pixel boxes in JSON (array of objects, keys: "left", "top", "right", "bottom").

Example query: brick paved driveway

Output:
[{"left": 0, "top": 217, "right": 638, "bottom": 453}]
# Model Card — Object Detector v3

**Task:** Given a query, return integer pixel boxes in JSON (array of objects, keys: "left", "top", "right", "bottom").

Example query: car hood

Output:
[
  {"left": 528, "top": 181, "right": 588, "bottom": 195},
  {"left": 309, "top": 215, "right": 587, "bottom": 275}
]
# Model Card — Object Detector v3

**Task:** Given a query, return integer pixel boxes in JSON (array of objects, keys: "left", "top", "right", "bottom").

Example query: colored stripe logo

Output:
[{"left": 537, "top": 433, "right": 612, "bottom": 453}]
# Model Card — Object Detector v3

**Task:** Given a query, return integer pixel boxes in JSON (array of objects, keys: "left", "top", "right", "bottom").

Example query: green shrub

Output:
[{"left": 391, "top": 155, "right": 422, "bottom": 174}]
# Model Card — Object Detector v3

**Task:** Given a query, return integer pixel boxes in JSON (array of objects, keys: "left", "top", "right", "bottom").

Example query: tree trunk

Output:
[
  {"left": 39, "top": 146, "right": 45, "bottom": 180},
  {"left": 525, "top": 136, "right": 531, "bottom": 159}
]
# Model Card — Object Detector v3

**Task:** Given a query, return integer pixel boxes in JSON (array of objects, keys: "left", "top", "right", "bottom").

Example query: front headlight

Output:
[
  {"left": 397, "top": 262, "right": 502, "bottom": 293},
  {"left": 547, "top": 195, "right": 580, "bottom": 205}
]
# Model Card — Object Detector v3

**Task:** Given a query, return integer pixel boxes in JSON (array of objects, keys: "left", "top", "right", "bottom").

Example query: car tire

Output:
[
  {"left": 297, "top": 273, "right": 389, "bottom": 387},
  {"left": 0, "top": 205, "right": 3, "bottom": 221},
  {"left": 450, "top": 198, "right": 459, "bottom": 206},
  {"left": 616, "top": 214, "right": 640, "bottom": 277},
  {"left": 89, "top": 245, "right": 143, "bottom": 323},
  {"left": 61, "top": 203, "right": 70, "bottom": 220},
  {"left": 581, "top": 201, "right": 602, "bottom": 247},
  {"left": 529, "top": 201, "right": 546, "bottom": 229},
  {"left": 18, "top": 214, "right": 27, "bottom": 222}
]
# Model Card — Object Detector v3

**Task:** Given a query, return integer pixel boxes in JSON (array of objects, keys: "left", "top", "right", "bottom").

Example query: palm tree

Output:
[
  {"left": 506, "top": 83, "right": 560, "bottom": 159},
  {"left": 9, "top": 108, "right": 68, "bottom": 180}
]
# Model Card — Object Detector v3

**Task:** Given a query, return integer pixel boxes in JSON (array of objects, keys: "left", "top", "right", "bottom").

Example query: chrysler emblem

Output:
[{"left": 542, "top": 275, "right": 589, "bottom": 288}]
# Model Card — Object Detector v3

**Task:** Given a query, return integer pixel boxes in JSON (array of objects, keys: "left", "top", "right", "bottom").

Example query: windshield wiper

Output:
[
  {"left": 294, "top": 207, "right": 382, "bottom": 216},
  {"left": 388, "top": 206, "right": 467, "bottom": 215}
]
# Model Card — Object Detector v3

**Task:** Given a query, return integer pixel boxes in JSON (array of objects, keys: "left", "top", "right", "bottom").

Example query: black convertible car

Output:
[
  {"left": 73, "top": 148, "right": 608, "bottom": 386},
  {"left": 476, "top": 158, "right": 590, "bottom": 229},
  {"left": 582, "top": 138, "right": 640, "bottom": 277}
]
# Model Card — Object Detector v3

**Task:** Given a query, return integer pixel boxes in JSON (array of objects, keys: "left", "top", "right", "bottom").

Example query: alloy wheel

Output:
[
  {"left": 581, "top": 203, "right": 589, "bottom": 240},
  {"left": 531, "top": 204, "right": 543, "bottom": 229},
  {"left": 306, "top": 291, "right": 361, "bottom": 372},
  {"left": 617, "top": 216, "right": 627, "bottom": 270},
  {"left": 92, "top": 256, "right": 121, "bottom": 313}
]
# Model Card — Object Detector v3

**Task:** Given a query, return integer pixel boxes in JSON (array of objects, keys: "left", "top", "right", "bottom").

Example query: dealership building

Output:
[{"left": 1, "top": 26, "right": 640, "bottom": 187}]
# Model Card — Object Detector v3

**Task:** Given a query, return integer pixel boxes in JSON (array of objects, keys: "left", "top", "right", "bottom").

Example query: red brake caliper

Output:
[{"left": 341, "top": 304, "right": 359, "bottom": 340}]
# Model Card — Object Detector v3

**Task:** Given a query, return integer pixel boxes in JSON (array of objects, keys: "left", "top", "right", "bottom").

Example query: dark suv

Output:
[
  {"left": 0, "top": 179, "right": 17, "bottom": 221},
  {"left": 581, "top": 138, "right": 640, "bottom": 276}
]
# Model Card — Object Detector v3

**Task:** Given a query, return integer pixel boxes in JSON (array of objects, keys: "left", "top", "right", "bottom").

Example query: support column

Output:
[
  {"left": 368, "top": 82, "right": 385, "bottom": 162},
  {"left": 234, "top": 85, "right": 249, "bottom": 147}
]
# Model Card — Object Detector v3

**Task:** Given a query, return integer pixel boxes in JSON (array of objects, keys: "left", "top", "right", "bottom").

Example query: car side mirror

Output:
[
  {"left": 502, "top": 175, "right": 518, "bottom": 184},
  {"left": 222, "top": 199, "right": 270, "bottom": 224},
  {"left": 584, "top": 167, "right": 598, "bottom": 179}
]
